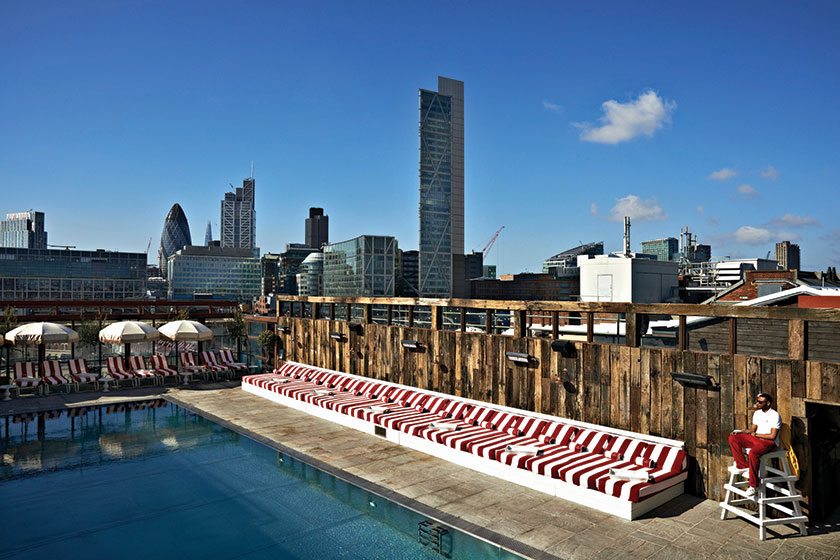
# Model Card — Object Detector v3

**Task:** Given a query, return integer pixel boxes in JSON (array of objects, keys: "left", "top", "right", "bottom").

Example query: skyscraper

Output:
[
  {"left": 204, "top": 221, "right": 213, "bottom": 246},
  {"left": 305, "top": 207, "right": 329, "bottom": 249},
  {"left": 776, "top": 241, "right": 801, "bottom": 271},
  {"left": 221, "top": 176, "right": 256, "bottom": 254},
  {"left": 0, "top": 210, "right": 47, "bottom": 249},
  {"left": 418, "top": 76, "right": 464, "bottom": 297},
  {"left": 159, "top": 203, "right": 192, "bottom": 276}
]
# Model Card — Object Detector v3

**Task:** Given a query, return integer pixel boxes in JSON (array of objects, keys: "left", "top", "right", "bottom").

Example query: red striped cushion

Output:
[
  {"left": 437, "top": 400, "right": 472, "bottom": 420},
  {"left": 603, "top": 436, "right": 649, "bottom": 462},
  {"left": 464, "top": 406, "right": 497, "bottom": 426},
  {"left": 540, "top": 423, "right": 578, "bottom": 445},
  {"left": 517, "top": 417, "right": 550, "bottom": 439}
]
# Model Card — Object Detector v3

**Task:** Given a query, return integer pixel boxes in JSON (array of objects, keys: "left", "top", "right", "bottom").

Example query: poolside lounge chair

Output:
[
  {"left": 149, "top": 354, "right": 180, "bottom": 384},
  {"left": 127, "top": 356, "right": 160, "bottom": 386},
  {"left": 218, "top": 349, "right": 248, "bottom": 374},
  {"left": 180, "top": 353, "right": 211, "bottom": 380},
  {"left": 200, "top": 351, "right": 229, "bottom": 379},
  {"left": 41, "top": 360, "right": 78, "bottom": 393},
  {"left": 105, "top": 356, "right": 138, "bottom": 387},
  {"left": 67, "top": 358, "right": 100, "bottom": 390},
  {"left": 13, "top": 362, "right": 41, "bottom": 395}
]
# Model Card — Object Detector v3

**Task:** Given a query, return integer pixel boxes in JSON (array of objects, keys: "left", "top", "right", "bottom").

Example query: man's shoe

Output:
[{"left": 745, "top": 486, "right": 756, "bottom": 500}]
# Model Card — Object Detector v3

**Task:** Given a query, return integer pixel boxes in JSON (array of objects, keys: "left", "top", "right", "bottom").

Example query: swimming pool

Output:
[{"left": 0, "top": 400, "right": 523, "bottom": 559}]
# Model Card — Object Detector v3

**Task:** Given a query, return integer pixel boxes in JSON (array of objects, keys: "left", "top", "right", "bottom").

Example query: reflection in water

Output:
[{"left": 1, "top": 399, "right": 239, "bottom": 480}]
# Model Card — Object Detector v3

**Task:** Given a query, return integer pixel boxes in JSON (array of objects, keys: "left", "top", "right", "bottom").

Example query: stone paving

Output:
[{"left": 3, "top": 384, "right": 839, "bottom": 560}]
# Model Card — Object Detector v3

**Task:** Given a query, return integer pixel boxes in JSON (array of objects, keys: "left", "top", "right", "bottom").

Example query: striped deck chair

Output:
[
  {"left": 218, "top": 349, "right": 248, "bottom": 373},
  {"left": 200, "top": 351, "right": 228, "bottom": 379},
  {"left": 127, "top": 356, "right": 160, "bottom": 386},
  {"left": 469, "top": 417, "right": 551, "bottom": 459},
  {"left": 105, "top": 356, "right": 138, "bottom": 387},
  {"left": 180, "top": 353, "right": 211, "bottom": 380},
  {"left": 13, "top": 362, "right": 41, "bottom": 395},
  {"left": 149, "top": 355, "right": 179, "bottom": 383},
  {"left": 41, "top": 360, "right": 77, "bottom": 394},
  {"left": 68, "top": 358, "right": 99, "bottom": 390}
]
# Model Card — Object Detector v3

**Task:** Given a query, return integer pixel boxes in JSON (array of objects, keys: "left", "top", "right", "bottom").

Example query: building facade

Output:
[
  {"left": 776, "top": 241, "right": 801, "bottom": 271},
  {"left": 0, "top": 247, "right": 146, "bottom": 300},
  {"left": 396, "top": 249, "right": 419, "bottom": 296},
  {"left": 221, "top": 177, "right": 256, "bottom": 254},
  {"left": 159, "top": 203, "right": 192, "bottom": 276},
  {"left": 323, "top": 236, "right": 397, "bottom": 297},
  {"left": 471, "top": 273, "right": 579, "bottom": 301},
  {"left": 297, "top": 252, "right": 324, "bottom": 297},
  {"left": 542, "top": 242, "right": 604, "bottom": 275},
  {"left": 277, "top": 244, "right": 320, "bottom": 294},
  {"left": 419, "top": 76, "right": 464, "bottom": 298},
  {"left": 305, "top": 207, "right": 329, "bottom": 249},
  {"left": 261, "top": 253, "right": 281, "bottom": 296},
  {"left": 167, "top": 245, "right": 260, "bottom": 302},
  {"left": 640, "top": 237, "right": 680, "bottom": 262},
  {"left": 0, "top": 210, "right": 47, "bottom": 249}
]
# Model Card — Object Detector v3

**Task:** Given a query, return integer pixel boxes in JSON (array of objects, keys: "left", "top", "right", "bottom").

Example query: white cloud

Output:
[
  {"left": 708, "top": 168, "right": 737, "bottom": 181},
  {"left": 734, "top": 226, "right": 773, "bottom": 245},
  {"left": 737, "top": 183, "right": 758, "bottom": 197},
  {"left": 576, "top": 90, "right": 675, "bottom": 144},
  {"left": 609, "top": 195, "right": 666, "bottom": 222},
  {"left": 770, "top": 213, "right": 819, "bottom": 228},
  {"left": 760, "top": 165, "right": 780, "bottom": 181},
  {"left": 543, "top": 101, "right": 563, "bottom": 113},
  {"left": 590, "top": 202, "right": 598, "bottom": 216}
]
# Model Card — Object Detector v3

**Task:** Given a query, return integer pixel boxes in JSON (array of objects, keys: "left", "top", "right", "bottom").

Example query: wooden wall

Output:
[{"left": 274, "top": 316, "right": 840, "bottom": 508}]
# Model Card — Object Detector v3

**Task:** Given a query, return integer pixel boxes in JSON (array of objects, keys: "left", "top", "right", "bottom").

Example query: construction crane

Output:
[
  {"left": 47, "top": 244, "right": 76, "bottom": 250},
  {"left": 475, "top": 226, "right": 505, "bottom": 257},
  {"left": 145, "top": 237, "right": 152, "bottom": 255}
]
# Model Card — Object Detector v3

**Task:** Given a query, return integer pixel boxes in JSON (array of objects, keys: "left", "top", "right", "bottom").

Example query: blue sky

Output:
[{"left": 2, "top": 1, "right": 839, "bottom": 273}]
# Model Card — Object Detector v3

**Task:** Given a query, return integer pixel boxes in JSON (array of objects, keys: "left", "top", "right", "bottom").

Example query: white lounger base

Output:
[{"left": 243, "top": 381, "right": 686, "bottom": 520}]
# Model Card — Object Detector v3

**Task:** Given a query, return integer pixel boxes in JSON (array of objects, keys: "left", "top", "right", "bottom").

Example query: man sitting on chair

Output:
[{"left": 728, "top": 393, "right": 781, "bottom": 497}]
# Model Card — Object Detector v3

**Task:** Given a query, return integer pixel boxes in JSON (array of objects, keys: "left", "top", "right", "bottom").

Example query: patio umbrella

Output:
[
  {"left": 4, "top": 322, "right": 80, "bottom": 376},
  {"left": 98, "top": 321, "right": 160, "bottom": 368},
  {"left": 158, "top": 320, "right": 214, "bottom": 371}
]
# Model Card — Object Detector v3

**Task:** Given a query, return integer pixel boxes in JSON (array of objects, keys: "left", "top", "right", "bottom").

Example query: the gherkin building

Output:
[{"left": 159, "top": 203, "right": 192, "bottom": 277}]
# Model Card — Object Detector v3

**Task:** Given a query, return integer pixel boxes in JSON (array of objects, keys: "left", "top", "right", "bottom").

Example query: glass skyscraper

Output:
[
  {"left": 221, "top": 177, "right": 256, "bottom": 255},
  {"left": 419, "top": 76, "right": 464, "bottom": 298},
  {"left": 0, "top": 210, "right": 47, "bottom": 249},
  {"left": 323, "top": 236, "right": 396, "bottom": 297},
  {"left": 159, "top": 203, "right": 192, "bottom": 276}
]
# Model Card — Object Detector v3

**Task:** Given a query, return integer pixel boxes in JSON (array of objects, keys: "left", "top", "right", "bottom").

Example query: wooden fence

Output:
[{"left": 246, "top": 296, "right": 840, "bottom": 512}]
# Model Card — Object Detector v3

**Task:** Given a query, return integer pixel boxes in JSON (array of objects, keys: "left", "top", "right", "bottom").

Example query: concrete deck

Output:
[{"left": 3, "top": 385, "right": 839, "bottom": 560}]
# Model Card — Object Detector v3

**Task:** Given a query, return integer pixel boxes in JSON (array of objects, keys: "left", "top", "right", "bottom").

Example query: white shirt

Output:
[{"left": 753, "top": 408, "right": 782, "bottom": 446}]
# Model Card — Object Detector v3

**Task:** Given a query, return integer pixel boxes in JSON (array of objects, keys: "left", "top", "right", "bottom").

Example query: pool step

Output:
[{"left": 418, "top": 519, "right": 452, "bottom": 558}]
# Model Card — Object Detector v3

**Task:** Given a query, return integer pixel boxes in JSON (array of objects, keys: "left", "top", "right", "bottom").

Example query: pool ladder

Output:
[{"left": 418, "top": 520, "right": 452, "bottom": 558}]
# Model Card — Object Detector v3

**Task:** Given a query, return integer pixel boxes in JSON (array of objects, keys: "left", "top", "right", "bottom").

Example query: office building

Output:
[
  {"left": 482, "top": 265, "right": 497, "bottom": 279},
  {"left": 277, "top": 244, "right": 320, "bottom": 294},
  {"left": 542, "top": 242, "right": 604, "bottom": 275},
  {"left": 159, "top": 203, "right": 192, "bottom": 276},
  {"left": 166, "top": 245, "right": 260, "bottom": 302},
  {"left": 689, "top": 244, "right": 712, "bottom": 263},
  {"left": 221, "top": 176, "right": 256, "bottom": 254},
  {"left": 305, "top": 207, "right": 329, "bottom": 249},
  {"left": 776, "top": 241, "right": 801, "bottom": 271},
  {"left": 396, "top": 250, "right": 419, "bottom": 296},
  {"left": 464, "top": 252, "right": 484, "bottom": 282},
  {"left": 419, "top": 76, "right": 464, "bottom": 298},
  {"left": 261, "top": 253, "right": 281, "bottom": 296},
  {"left": 471, "top": 273, "right": 579, "bottom": 301},
  {"left": 0, "top": 210, "right": 47, "bottom": 249},
  {"left": 323, "top": 236, "right": 397, "bottom": 297},
  {"left": 297, "top": 252, "right": 324, "bottom": 297},
  {"left": 0, "top": 247, "right": 146, "bottom": 300},
  {"left": 204, "top": 221, "right": 213, "bottom": 246},
  {"left": 640, "top": 237, "right": 679, "bottom": 262}
]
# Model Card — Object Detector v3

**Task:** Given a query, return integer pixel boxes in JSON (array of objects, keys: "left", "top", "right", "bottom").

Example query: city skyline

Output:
[{"left": 2, "top": 2, "right": 839, "bottom": 274}]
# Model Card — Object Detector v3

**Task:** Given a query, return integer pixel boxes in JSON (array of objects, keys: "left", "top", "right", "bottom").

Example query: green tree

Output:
[
  {"left": 225, "top": 308, "right": 246, "bottom": 359},
  {"left": 257, "top": 329, "right": 277, "bottom": 368}
]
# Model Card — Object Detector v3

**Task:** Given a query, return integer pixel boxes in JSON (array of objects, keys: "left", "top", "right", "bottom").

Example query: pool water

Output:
[{"left": 0, "top": 401, "right": 522, "bottom": 560}]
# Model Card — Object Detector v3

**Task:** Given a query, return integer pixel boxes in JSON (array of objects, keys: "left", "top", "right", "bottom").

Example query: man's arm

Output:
[
  {"left": 755, "top": 427, "right": 779, "bottom": 441},
  {"left": 747, "top": 423, "right": 758, "bottom": 435}
]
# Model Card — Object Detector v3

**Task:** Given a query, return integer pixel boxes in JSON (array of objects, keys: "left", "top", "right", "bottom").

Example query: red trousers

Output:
[{"left": 728, "top": 432, "right": 776, "bottom": 488}]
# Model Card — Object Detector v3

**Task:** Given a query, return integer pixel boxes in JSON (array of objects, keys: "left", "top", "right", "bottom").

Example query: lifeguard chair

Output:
[{"left": 719, "top": 448, "right": 808, "bottom": 540}]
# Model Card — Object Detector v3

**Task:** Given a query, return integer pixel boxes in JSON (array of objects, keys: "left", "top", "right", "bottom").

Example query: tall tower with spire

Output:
[{"left": 204, "top": 221, "right": 213, "bottom": 246}]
